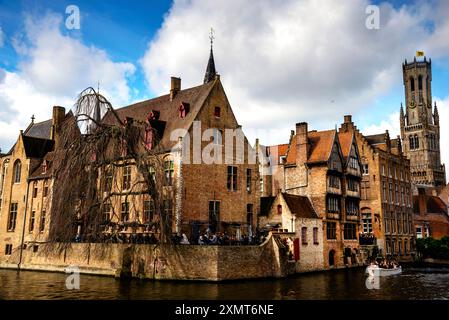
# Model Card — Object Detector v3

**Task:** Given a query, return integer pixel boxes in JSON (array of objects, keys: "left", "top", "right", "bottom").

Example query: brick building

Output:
[
  {"left": 259, "top": 192, "right": 324, "bottom": 272},
  {"left": 263, "top": 122, "right": 363, "bottom": 268},
  {"left": 257, "top": 141, "right": 289, "bottom": 197},
  {"left": 0, "top": 46, "right": 260, "bottom": 261},
  {"left": 339, "top": 116, "right": 415, "bottom": 261},
  {"left": 414, "top": 189, "right": 449, "bottom": 240},
  {"left": 0, "top": 107, "right": 72, "bottom": 261},
  {"left": 100, "top": 52, "right": 259, "bottom": 242}
]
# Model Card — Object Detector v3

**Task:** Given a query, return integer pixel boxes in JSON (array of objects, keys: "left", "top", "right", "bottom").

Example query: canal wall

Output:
[{"left": 0, "top": 235, "right": 295, "bottom": 281}]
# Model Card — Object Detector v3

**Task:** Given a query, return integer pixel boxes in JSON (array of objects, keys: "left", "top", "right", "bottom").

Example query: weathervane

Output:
[{"left": 209, "top": 27, "right": 215, "bottom": 47}]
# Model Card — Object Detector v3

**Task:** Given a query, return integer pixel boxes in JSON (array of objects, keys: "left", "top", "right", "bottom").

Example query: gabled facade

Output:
[
  {"left": 340, "top": 115, "right": 415, "bottom": 261},
  {"left": 0, "top": 107, "right": 68, "bottom": 262},
  {"left": 265, "top": 122, "right": 363, "bottom": 268},
  {"left": 259, "top": 192, "right": 324, "bottom": 272},
  {"left": 89, "top": 52, "right": 260, "bottom": 243}
]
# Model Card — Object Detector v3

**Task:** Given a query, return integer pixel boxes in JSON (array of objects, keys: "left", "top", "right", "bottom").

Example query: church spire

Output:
[{"left": 203, "top": 28, "right": 217, "bottom": 84}]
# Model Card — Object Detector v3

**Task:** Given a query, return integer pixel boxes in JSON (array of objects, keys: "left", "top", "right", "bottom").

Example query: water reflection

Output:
[{"left": 0, "top": 267, "right": 449, "bottom": 300}]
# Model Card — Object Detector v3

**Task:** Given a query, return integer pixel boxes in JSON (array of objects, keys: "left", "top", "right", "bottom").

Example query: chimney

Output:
[
  {"left": 339, "top": 115, "right": 353, "bottom": 133},
  {"left": 344, "top": 115, "right": 352, "bottom": 124},
  {"left": 170, "top": 77, "right": 181, "bottom": 101},
  {"left": 295, "top": 122, "right": 309, "bottom": 164},
  {"left": 51, "top": 106, "right": 66, "bottom": 140}
]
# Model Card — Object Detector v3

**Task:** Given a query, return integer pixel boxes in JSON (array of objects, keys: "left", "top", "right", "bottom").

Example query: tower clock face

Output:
[{"left": 410, "top": 100, "right": 416, "bottom": 108}]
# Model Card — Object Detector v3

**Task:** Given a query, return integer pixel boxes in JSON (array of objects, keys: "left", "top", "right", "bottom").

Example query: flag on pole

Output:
[{"left": 416, "top": 50, "right": 425, "bottom": 57}]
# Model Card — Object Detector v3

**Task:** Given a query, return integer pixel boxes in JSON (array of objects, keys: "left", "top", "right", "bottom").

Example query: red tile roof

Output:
[
  {"left": 285, "top": 130, "right": 336, "bottom": 165},
  {"left": 337, "top": 131, "right": 353, "bottom": 161},
  {"left": 282, "top": 193, "right": 319, "bottom": 219},
  {"left": 308, "top": 130, "right": 336, "bottom": 163}
]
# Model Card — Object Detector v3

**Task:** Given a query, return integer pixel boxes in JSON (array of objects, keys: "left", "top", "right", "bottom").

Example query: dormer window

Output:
[
  {"left": 178, "top": 102, "right": 190, "bottom": 118},
  {"left": 214, "top": 106, "right": 221, "bottom": 118},
  {"left": 147, "top": 110, "right": 160, "bottom": 122}
]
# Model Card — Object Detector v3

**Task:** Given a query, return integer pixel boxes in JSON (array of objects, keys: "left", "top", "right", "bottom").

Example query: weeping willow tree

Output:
[{"left": 47, "top": 87, "right": 176, "bottom": 251}]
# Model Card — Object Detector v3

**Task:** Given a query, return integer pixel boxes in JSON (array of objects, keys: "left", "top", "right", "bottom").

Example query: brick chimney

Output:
[
  {"left": 51, "top": 106, "right": 66, "bottom": 141},
  {"left": 170, "top": 77, "right": 181, "bottom": 101},
  {"left": 296, "top": 122, "right": 309, "bottom": 164},
  {"left": 340, "top": 115, "right": 353, "bottom": 133}
]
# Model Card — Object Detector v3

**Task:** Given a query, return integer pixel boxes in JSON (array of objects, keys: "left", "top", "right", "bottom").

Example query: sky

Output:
[{"left": 0, "top": 0, "right": 448, "bottom": 180}]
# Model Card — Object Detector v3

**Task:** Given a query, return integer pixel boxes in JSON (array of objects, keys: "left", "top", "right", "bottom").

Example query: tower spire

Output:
[
  {"left": 203, "top": 28, "right": 217, "bottom": 84},
  {"left": 434, "top": 101, "right": 439, "bottom": 126}
]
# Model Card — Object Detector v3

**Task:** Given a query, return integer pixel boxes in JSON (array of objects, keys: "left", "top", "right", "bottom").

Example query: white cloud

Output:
[
  {"left": 17, "top": 14, "right": 136, "bottom": 105},
  {"left": 360, "top": 97, "right": 449, "bottom": 182},
  {"left": 0, "top": 13, "right": 136, "bottom": 151},
  {"left": 141, "top": 0, "right": 449, "bottom": 147},
  {"left": 361, "top": 112, "right": 400, "bottom": 138}
]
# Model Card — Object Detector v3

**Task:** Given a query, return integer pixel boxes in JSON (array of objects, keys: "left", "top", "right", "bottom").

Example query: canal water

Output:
[{"left": 1, "top": 266, "right": 449, "bottom": 300}]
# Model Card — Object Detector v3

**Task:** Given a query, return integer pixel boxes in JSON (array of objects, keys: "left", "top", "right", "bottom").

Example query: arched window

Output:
[
  {"left": 277, "top": 204, "right": 282, "bottom": 215},
  {"left": 409, "top": 135, "right": 415, "bottom": 150},
  {"left": 410, "top": 77, "right": 415, "bottom": 92},
  {"left": 13, "top": 160, "right": 21, "bottom": 183},
  {"left": 414, "top": 135, "right": 419, "bottom": 149},
  {"left": 418, "top": 75, "right": 423, "bottom": 90}
]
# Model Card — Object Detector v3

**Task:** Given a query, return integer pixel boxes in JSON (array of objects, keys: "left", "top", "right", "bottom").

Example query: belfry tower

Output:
[{"left": 400, "top": 55, "right": 446, "bottom": 189}]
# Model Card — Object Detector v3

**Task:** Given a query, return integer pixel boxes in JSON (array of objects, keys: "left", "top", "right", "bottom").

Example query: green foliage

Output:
[{"left": 416, "top": 237, "right": 449, "bottom": 260}]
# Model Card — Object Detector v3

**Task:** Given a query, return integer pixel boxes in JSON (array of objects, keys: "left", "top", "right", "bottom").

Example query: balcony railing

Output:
[
  {"left": 327, "top": 212, "right": 340, "bottom": 220},
  {"left": 346, "top": 214, "right": 359, "bottom": 221},
  {"left": 346, "top": 190, "right": 360, "bottom": 198},
  {"left": 327, "top": 186, "right": 342, "bottom": 195},
  {"left": 359, "top": 233, "right": 377, "bottom": 245},
  {"left": 346, "top": 167, "right": 361, "bottom": 177}
]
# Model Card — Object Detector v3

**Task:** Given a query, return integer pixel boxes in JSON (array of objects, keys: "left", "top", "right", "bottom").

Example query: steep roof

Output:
[
  {"left": 282, "top": 193, "right": 319, "bottom": 219},
  {"left": 413, "top": 195, "right": 448, "bottom": 215},
  {"left": 24, "top": 119, "right": 52, "bottom": 140},
  {"left": 22, "top": 135, "right": 54, "bottom": 159},
  {"left": 102, "top": 81, "right": 216, "bottom": 151},
  {"left": 286, "top": 130, "right": 336, "bottom": 165},
  {"left": 337, "top": 131, "right": 353, "bottom": 161},
  {"left": 260, "top": 196, "right": 276, "bottom": 216},
  {"left": 365, "top": 133, "right": 386, "bottom": 145}
]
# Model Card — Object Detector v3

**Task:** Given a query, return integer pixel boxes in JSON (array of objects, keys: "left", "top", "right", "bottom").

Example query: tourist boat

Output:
[{"left": 365, "top": 264, "right": 402, "bottom": 277}]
